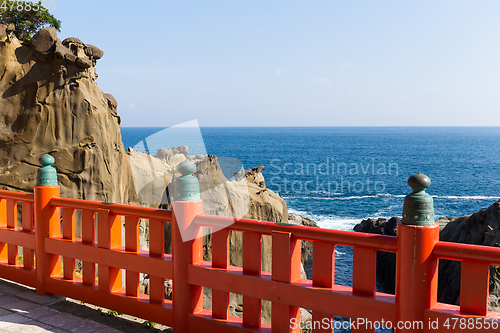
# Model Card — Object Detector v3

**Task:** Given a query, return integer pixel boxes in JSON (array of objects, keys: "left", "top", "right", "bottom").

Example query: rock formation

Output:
[
  {"left": 439, "top": 202, "right": 500, "bottom": 309},
  {"left": 0, "top": 26, "right": 135, "bottom": 203},
  {"left": 354, "top": 208, "right": 500, "bottom": 311}
]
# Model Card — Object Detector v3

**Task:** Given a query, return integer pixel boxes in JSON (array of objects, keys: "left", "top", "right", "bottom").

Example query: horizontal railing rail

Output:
[
  {"left": 195, "top": 214, "right": 398, "bottom": 251},
  {"left": 0, "top": 189, "right": 34, "bottom": 202},
  {"left": 52, "top": 197, "right": 173, "bottom": 221},
  {"left": 433, "top": 240, "right": 500, "bottom": 265}
]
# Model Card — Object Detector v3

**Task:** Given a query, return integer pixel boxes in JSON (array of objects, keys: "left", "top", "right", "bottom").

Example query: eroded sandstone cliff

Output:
[{"left": 0, "top": 26, "right": 135, "bottom": 203}]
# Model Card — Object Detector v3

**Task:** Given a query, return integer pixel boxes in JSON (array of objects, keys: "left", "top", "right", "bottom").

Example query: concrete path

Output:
[{"left": 0, "top": 278, "right": 170, "bottom": 333}]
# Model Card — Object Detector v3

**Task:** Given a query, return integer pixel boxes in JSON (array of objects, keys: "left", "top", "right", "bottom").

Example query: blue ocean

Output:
[{"left": 122, "top": 127, "right": 500, "bottom": 330}]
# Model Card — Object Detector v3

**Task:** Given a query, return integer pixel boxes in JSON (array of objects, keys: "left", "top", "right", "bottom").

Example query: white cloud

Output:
[
  {"left": 124, "top": 102, "right": 136, "bottom": 110},
  {"left": 336, "top": 62, "right": 354, "bottom": 72},
  {"left": 274, "top": 68, "right": 284, "bottom": 76}
]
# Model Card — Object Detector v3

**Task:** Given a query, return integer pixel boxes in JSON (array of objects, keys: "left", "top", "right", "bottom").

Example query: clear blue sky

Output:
[{"left": 52, "top": 0, "right": 500, "bottom": 127}]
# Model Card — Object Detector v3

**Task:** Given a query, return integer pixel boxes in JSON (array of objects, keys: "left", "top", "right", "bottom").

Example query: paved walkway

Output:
[{"left": 0, "top": 278, "right": 169, "bottom": 333}]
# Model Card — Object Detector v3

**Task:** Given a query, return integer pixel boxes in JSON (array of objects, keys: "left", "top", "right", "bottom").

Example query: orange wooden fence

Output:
[{"left": 0, "top": 169, "right": 499, "bottom": 332}]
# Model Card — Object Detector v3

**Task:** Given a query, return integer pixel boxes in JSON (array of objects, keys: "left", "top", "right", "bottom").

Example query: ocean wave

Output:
[
  {"left": 284, "top": 193, "right": 404, "bottom": 201},
  {"left": 432, "top": 195, "right": 499, "bottom": 200},
  {"left": 285, "top": 193, "right": 498, "bottom": 201},
  {"left": 371, "top": 204, "right": 403, "bottom": 218}
]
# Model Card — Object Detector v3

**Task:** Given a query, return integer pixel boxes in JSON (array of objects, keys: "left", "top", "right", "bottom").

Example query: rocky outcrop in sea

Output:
[{"left": 354, "top": 202, "right": 500, "bottom": 311}]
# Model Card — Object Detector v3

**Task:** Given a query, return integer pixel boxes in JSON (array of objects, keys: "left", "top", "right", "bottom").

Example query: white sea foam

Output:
[
  {"left": 288, "top": 208, "right": 362, "bottom": 231},
  {"left": 335, "top": 249, "right": 347, "bottom": 256},
  {"left": 285, "top": 193, "right": 497, "bottom": 201},
  {"left": 284, "top": 193, "right": 403, "bottom": 201},
  {"left": 432, "top": 195, "right": 499, "bottom": 200}
]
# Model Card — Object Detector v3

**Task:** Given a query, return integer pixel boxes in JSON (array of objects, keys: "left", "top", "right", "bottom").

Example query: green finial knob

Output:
[
  {"left": 172, "top": 160, "right": 200, "bottom": 201},
  {"left": 36, "top": 154, "right": 58, "bottom": 186},
  {"left": 401, "top": 173, "right": 435, "bottom": 225}
]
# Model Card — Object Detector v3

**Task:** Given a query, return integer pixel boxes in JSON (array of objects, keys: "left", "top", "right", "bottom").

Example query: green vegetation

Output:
[
  {"left": 0, "top": 1, "right": 60, "bottom": 39},
  {"left": 144, "top": 321, "right": 157, "bottom": 328},
  {"left": 106, "top": 310, "right": 123, "bottom": 317}
]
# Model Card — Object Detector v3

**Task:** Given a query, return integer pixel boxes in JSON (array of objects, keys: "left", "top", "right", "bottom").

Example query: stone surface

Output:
[
  {"left": 84, "top": 44, "right": 104, "bottom": 60},
  {"left": 59, "top": 318, "right": 108, "bottom": 332},
  {"left": 20, "top": 306, "right": 60, "bottom": 320},
  {"left": 2, "top": 321, "right": 53, "bottom": 333},
  {"left": 30, "top": 27, "right": 58, "bottom": 54},
  {"left": 16, "top": 291, "right": 64, "bottom": 306},
  {"left": 104, "top": 93, "right": 117, "bottom": 109},
  {"left": 0, "top": 300, "right": 39, "bottom": 312},
  {"left": 0, "top": 27, "right": 137, "bottom": 208},
  {"left": 438, "top": 201, "right": 500, "bottom": 309},
  {"left": 38, "top": 313, "right": 82, "bottom": 327},
  {"left": 0, "top": 313, "right": 32, "bottom": 328}
]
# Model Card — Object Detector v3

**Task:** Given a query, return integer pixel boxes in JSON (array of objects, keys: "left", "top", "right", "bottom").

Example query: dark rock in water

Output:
[
  {"left": 354, "top": 216, "right": 454, "bottom": 294},
  {"left": 438, "top": 201, "right": 500, "bottom": 310},
  {"left": 354, "top": 217, "right": 400, "bottom": 293},
  {"left": 353, "top": 217, "right": 399, "bottom": 236},
  {"left": 354, "top": 209, "right": 500, "bottom": 312}
]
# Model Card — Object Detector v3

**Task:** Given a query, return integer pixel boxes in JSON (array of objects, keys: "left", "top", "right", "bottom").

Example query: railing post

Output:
[
  {"left": 34, "top": 154, "right": 61, "bottom": 296},
  {"left": 396, "top": 173, "right": 439, "bottom": 332},
  {"left": 171, "top": 160, "right": 203, "bottom": 333}
]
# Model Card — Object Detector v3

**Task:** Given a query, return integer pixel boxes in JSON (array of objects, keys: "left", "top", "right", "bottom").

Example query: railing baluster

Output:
[
  {"left": 312, "top": 241, "right": 335, "bottom": 333},
  {"left": 6, "top": 201, "right": 18, "bottom": 265},
  {"left": 0, "top": 199, "right": 7, "bottom": 262},
  {"left": 82, "top": 210, "right": 95, "bottom": 285},
  {"left": 352, "top": 247, "right": 376, "bottom": 333},
  {"left": 460, "top": 261, "right": 490, "bottom": 316},
  {"left": 212, "top": 228, "right": 230, "bottom": 319},
  {"left": 22, "top": 202, "right": 34, "bottom": 270},
  {"left": 353, "top": 247, "right": 376, "bottom": 296},
  {"left": 172, "top": 198, "right": 204, "bottom": 332},
  {"left": 396, "top": 173, "right": 439, "bottom": 333},
  {"left": 243, "top": 232, "right": 262, "bottom": 327},
  {"left": 272, "top": 230, "right": 301, "bottom": 333},
  {"left": 34, "top": 161, "right": 61, "bottom": 295},
  {"left": 125, "top": 216, "right": 140, "bottom": 297},
  {"left": 149, "top": 219, "right": 165, "bottom": 303},
  {"left": 62, "top": 208, "right": 75, "bottom": 280},
  {"left": 98, "top": 210, "right": 122, "bottom": 293}
]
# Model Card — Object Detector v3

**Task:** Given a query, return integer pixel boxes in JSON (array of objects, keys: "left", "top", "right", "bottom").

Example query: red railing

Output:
[{"left": 1, "top": 184, "right": 500, "bottom": 332}]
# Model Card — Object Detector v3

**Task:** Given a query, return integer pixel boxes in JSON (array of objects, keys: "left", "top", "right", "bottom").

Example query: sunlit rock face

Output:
[{"left": 0, "top": 26, "right": 136, "bottom": 203}]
